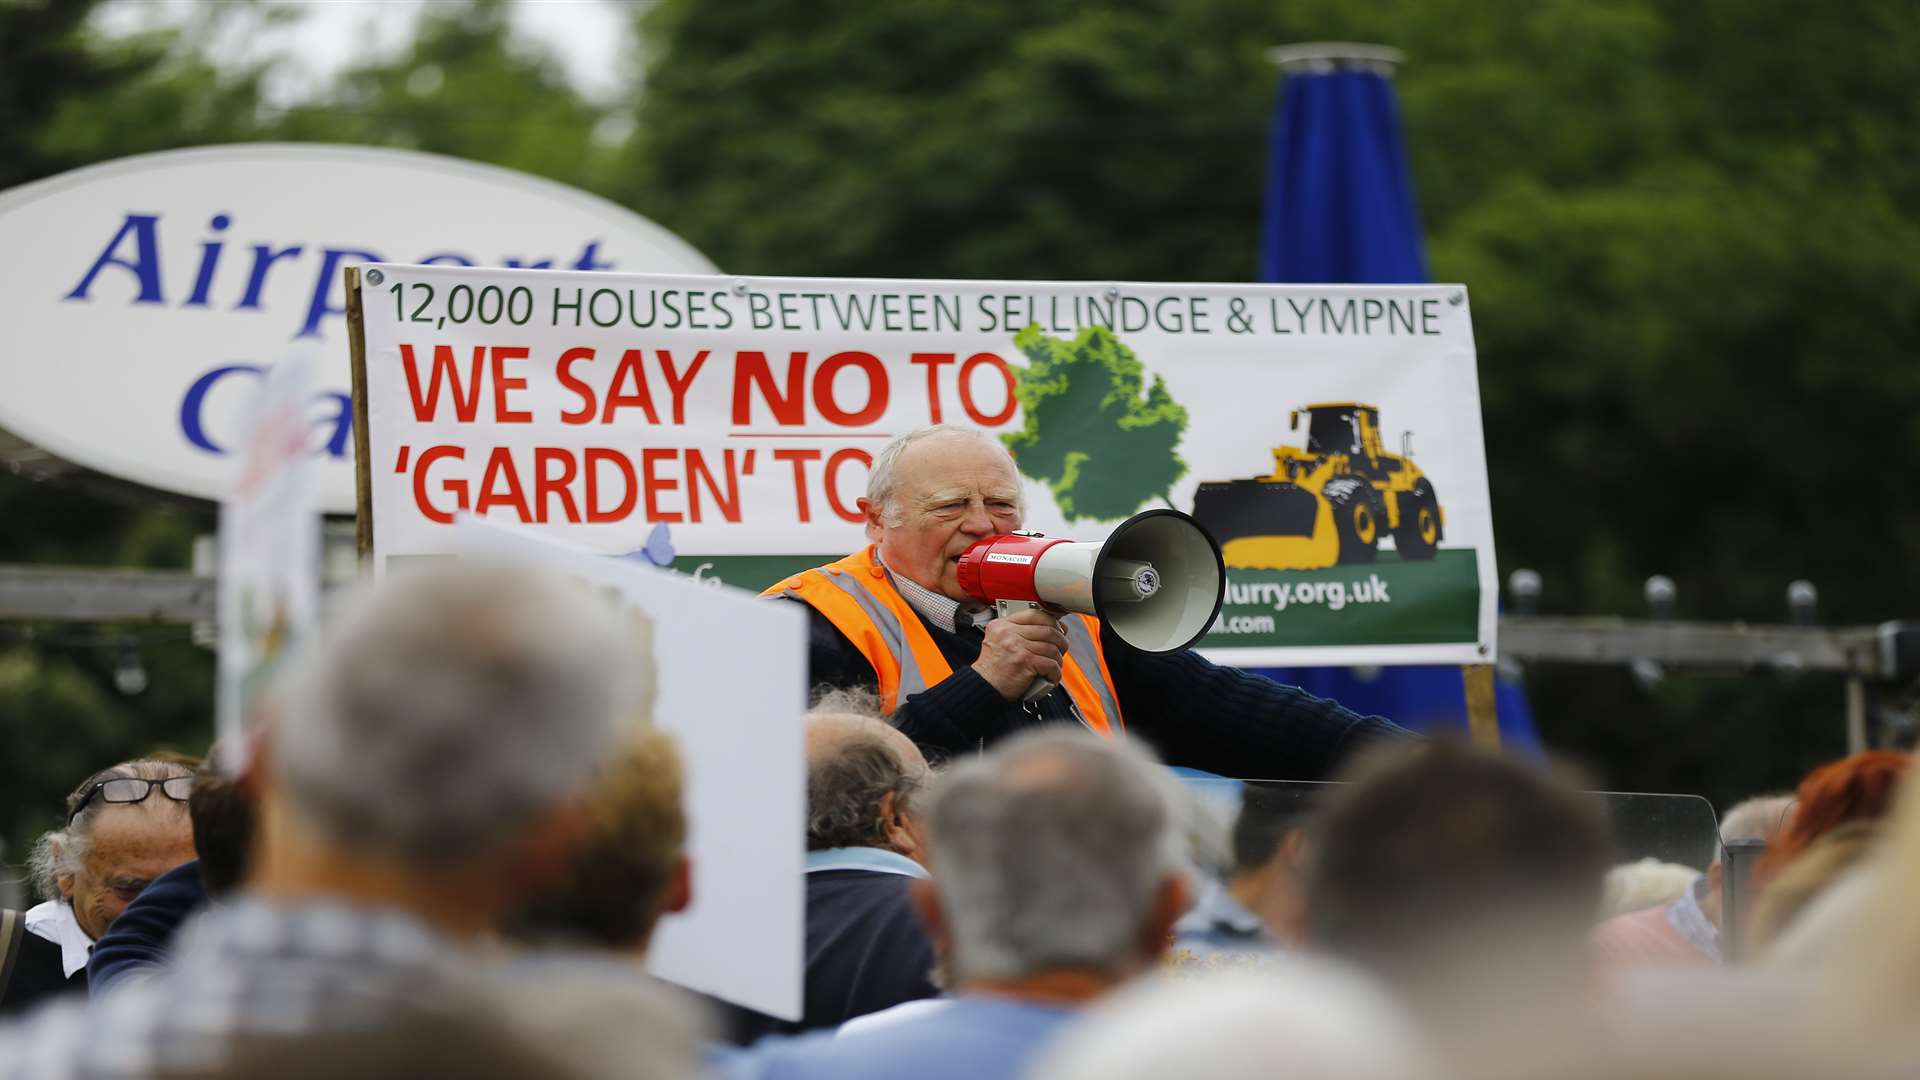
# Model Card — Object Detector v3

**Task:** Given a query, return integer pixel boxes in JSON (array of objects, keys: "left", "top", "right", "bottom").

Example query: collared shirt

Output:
[
  {"left": 1665, "top": 874, "right": 1722, "bottom": 963},
  {"left": 804, "top": 847, "right": 929, "bottom": 879},
  {"left": 1172, "top": 878, "right": 1277, "bottom": 960},
  {"left": 22, "top": 902, "right": 93, "bottom": 980},
  {"left": 730, "top": 996, "right": 1078, "bottom": 1080},
  {"left": 0, "top": 896, "right": 485, "bottom": 1079},
  {"left": 876, "top": 553, "right": 989, "bottom": 636}
]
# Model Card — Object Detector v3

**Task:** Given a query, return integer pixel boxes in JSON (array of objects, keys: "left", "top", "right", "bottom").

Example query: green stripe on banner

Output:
[
  {"left": 1199, "top": 548, "right": 1480, "bottom": 649},
  {"left": 666, "top": 555, "right": 834, "bottom": 593},
  {"left": 676, "top": 549, "right": 1478, "bottom": 651}
]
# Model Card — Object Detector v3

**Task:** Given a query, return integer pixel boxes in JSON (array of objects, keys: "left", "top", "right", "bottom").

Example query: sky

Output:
[{"left": 93, "top": 0, "right": 638, "bottom": 106}]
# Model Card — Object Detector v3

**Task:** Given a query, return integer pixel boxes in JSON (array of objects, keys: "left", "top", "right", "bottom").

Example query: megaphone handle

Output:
[
  {"left": 993, "top": 599, "right": 1061, "bottom": 705},
  {"left": 1018, "top": 678, "right": 1056, "bottom": 704}
]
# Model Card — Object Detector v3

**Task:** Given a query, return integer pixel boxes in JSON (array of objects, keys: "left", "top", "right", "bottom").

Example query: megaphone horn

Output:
[{"left": 956, "top": 509, "right": 1227, "bottom": 703}]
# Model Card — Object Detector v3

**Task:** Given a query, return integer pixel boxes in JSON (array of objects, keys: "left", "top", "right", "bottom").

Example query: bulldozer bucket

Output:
[{"left": 1191, "top": 480, "right": 1339, "bottom": 571}]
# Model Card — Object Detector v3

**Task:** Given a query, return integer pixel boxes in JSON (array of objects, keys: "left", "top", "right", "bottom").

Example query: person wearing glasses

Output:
[
  {"left": 1, "top": 759, "right": 197, "bottom": 1015},
  {"left": 0, "top": 562, "right": 699, "bottom": 1079}
]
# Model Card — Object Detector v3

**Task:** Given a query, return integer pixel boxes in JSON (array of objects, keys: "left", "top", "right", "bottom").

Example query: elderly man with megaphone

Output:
[{"left": 764, "top": 426, "right": 1412, "bottom": 778}]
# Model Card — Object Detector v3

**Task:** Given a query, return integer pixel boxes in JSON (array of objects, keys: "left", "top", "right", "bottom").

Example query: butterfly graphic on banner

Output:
[{"left": 616, "top": 523, "right": 677, "bottom": 568}]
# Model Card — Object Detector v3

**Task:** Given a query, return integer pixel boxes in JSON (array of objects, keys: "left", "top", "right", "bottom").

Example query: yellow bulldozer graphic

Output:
[{"left": 1192, "top": 403, "right": 1444, "bottom": 571}]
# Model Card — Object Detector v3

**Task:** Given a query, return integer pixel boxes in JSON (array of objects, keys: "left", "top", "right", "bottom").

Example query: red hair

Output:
[{"left": 1755, "top": 751, "right": 1910, "bottom": 883}]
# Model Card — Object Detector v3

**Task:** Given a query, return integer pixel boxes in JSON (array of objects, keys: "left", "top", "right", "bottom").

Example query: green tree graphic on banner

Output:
[{"left": 1002, "top": 324, "right": 1189, "bottom": 522}]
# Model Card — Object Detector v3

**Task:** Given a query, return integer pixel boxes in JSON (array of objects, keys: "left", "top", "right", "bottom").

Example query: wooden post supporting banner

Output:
[
  {"left": 1463, "top": 664, "right": 1500, "bottom": 748},
  {"left": 344, "top": 267, "right": 373, "bottom": 566}
]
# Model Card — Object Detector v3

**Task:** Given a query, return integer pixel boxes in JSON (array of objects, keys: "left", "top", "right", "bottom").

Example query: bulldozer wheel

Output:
[
  {"left": 1393, "top": 479, "right": 1441, "bottom": 561},
  {"left": 1323, "top": 479, "right": 1380, "bottom": 565}
]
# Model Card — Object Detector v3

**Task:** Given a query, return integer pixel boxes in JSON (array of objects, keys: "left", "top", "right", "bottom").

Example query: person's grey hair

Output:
[
  {"left": 864, "top": 425, "right": 1023, "bottom": 527},
  {"left": 28, "top": 758, "right": 195, "bottom": 903},
  {"left": 1599, "top": 858, "right": 1701, "bottom": 919},
  {"left": 805, "top": 688, "right": 925, "bottom": 851},
  {"left": 809, "top": 685, "right": 888, "bottom": 718},
  {"left": 1715, "top": 793, "right": 1795, "bottom": 864},
  {"left": 924, "top": 729, "right": 1185, "bottom": 982},
  {"left": 272, "top": 560, "right": 646, "bottom": 867}
]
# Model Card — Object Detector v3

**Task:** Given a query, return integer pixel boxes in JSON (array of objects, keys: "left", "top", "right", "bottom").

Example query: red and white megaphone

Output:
[{"left": 955, "top": 508, "right": 1226, "bottom": 702}]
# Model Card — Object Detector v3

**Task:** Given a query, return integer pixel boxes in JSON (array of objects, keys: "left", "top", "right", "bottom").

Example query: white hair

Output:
[
  {"left": 28, "top": 758, "right": 194, "bottom": 903},
  {"left": 1600, "top": 858, "right": 1701, "bottom": 919},
  {"left": 923, "top": 729, "right": 1186, "bottom": 982},
  {"left": 864, "top": 425, "right": 1023, "bottom": 527},
  {"left": 1032, "top": 965, "right": 1437, "bottom": 1080},
  {"left": 272, "top": 559, "right": 645, "bottom": 867},
  {"left": 1716, "top": 794, "right": 1795, "bottom": 864}
]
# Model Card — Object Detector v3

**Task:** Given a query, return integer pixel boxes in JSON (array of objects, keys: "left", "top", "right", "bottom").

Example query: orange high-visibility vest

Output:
[{"left": 765, "top": 546, "right": 1125, "bottom": 736}]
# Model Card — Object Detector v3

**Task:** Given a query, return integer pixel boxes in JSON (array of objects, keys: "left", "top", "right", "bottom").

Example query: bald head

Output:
[
  {"left": 808, "top": 712, "right": 929, "bottom": 780},
  {"left": 30, "top": 757, "right": 197, "bottom": 940},
  {"left": 805, "top": 692, "right": 931, "bottom": 855}
]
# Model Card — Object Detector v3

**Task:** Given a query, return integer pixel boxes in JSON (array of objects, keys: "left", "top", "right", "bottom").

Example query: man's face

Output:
[
  {"left": 863, "top": 435, "right": 1023, "bottom": 600},
  {"left": 60, "top": 804, "right": 196, "bottom": 940}
]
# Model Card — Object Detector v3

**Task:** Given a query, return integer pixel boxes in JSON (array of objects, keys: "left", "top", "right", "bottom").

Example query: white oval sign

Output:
[{"left": 0, "top": 144, "right": 719, "bottom": 511}]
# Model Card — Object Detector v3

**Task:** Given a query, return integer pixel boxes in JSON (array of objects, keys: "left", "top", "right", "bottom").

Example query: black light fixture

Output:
[
  {"left": 1644, "top": 575, "right": 1677, "bottom": 621},
  {"left": 113, "top": 638, "right": 148, "bottom": 696},
  {"left": 1507, "top": 568, "right": 1542, "bottom": 616},
  {"left": 1787, "top": 580, "right": 1819, "bottom": 626}
]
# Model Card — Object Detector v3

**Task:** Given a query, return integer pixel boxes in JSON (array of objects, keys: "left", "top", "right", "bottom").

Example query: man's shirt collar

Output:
[
  {"left": 23, "top": 900, "right": 93, "bottom": 978},
  {"left": 876, "top": 551, "right": 989, "bottom": 635},
  {"left": 804, "top": 847, "right": 929, "bottom": 879},
  {"left": 1665, "top": 873, "right": 1721, "bottom": 963}
]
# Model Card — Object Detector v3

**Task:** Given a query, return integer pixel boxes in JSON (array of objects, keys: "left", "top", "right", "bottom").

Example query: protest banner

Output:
[
  {"left": 452, "top": 514, "right": 808, "bottom": 1020},
  {"left": 355, "top": 264, "right": 1496, "bottom": 667},
  {"left": 216, "top": 346, "right": 321, "bottom": 773}
]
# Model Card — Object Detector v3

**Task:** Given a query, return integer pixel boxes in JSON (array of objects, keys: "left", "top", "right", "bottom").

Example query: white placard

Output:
[
  {"left": 216, "top": 346, "right": 321, "bottom": 773},
  {"left": 451, "top": 515, "right": 806, "bottom": 1020}
]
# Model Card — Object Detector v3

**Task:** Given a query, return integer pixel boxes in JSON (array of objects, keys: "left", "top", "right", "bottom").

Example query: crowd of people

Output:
[{"left": 2, "top": 425, "right": 1918, "bottom": 1077}]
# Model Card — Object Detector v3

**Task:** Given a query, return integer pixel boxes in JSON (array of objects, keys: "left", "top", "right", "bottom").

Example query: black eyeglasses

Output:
[{"left": 67, "top": 776, "right": 194, "bottom": 825}]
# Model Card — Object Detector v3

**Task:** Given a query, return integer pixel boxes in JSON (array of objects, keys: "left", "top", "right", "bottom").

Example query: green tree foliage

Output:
[
  {"left": 0, "top": 0, "right": 613, "bottom": 863},
  {"left": 0, "top": 630, "right": 215, "bottom": 879},
  {"left": 621, "top": 0, "right": 1280, "bottom": 280},
  {"left": 0, "top": 0, "right": 271, "bottom": 190},
  {"left": 0, "top": 0, "right": 259, "bottom": 863},
  {"left": 1003, "top": 325, "right": 1188, "bottom": 521},
  {"left": 630, "top": 0, "right": 1920, "bottom": 801},
  {"left": 275, "top": 0, "right": 611, "bottom": 192}
]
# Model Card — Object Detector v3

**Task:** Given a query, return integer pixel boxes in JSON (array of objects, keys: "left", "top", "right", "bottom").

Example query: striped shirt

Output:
[
  {"left": 0, "top": 897, "right": 490, "bottom": 1079},
  {"left": 877, "top": 554, "right": 990, "bottom": 636}
]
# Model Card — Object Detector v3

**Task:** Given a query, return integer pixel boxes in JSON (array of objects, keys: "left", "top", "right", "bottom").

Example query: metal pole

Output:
[
  {"left": 1720, "top": 838, "right": 1769, "bottom": 964},
  {"left": 0, "top": 566, "right": 215, "bottom": 622},
  {"left": 1846, "top": 676, "right": 1868, "bottom": 753}
]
